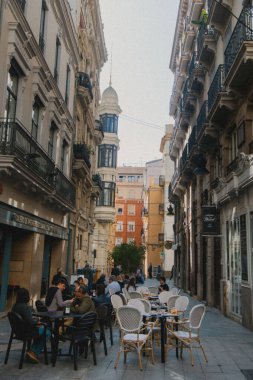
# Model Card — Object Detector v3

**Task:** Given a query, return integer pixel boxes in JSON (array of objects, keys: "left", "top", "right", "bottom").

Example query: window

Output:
[
  {"left": 54, "top": 37, "right": 61, "bottom": 82},
  {"left": 98, "top": 144, "right": 117, "bottom": 168},
  {"left": 118, "top": 175, "right": 126, "bottom": 182},
  {"left": 32, "top": 97, "right": 42, "bottom": 141},
  {"left": 39, "top": 0, "right": 47, "bottom": 52},
  {"left": 65, "top": 64, "right": 70, "bottom": 105},
  {"left": 117, "top": 207, "right": 123, "bottom": 215},
  {"left": 5, "top": 67, "right": 18, "bottom": 120},
  {"left": 96, "top": 182, "right": 116, "bottom": 207},
  {"left": 116, "top": 221, "right": 123, "bottom": 231},
  {"left": 128, "top": 205, "right": 135, "bottom": 215},
  {"left": 128, "top": 222, "right": 135, "bottom": 232},
  {"left": 128, "top": 175, "right": 136, "bottom": 182},
  {"left": 158, "top": 233, "right": 164, "bottom": 242},
  {"left": 48, "top": 123, "right": 57, "bottom": 160},
  {"left": 127, "top": 238, "right": 135, "bottom": 244},
  {"left": 115, "top": 237, "right": 123, "bottom": 246},
  {"left": 100, "top": 113, "right": 118, "bottom": 133},
  {"left": 61, "top": 139, "right": 68, "bottom": 172}
]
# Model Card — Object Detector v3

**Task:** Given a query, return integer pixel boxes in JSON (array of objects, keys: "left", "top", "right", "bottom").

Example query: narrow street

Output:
[{"left": 0, "top": 279, "right": 253, "bottom": 380}]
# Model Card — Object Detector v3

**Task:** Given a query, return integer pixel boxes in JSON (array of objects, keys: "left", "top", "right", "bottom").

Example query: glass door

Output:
[{"left": 229, "top": 218, "right": 241, "bottom": 316}]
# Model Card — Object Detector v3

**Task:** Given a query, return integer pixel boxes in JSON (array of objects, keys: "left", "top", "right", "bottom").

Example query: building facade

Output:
[
  {"left": 0, "top": 0, "right": 107, "bottom": 310},
  {"left": 92, "top": 85, "right": 121, "bottom": 274},
  {"left": 169, "top": 0, "right": 253, "bottom": 329},
  {"left": 115, "top": 166, "right": 144, "bottom": 247}
]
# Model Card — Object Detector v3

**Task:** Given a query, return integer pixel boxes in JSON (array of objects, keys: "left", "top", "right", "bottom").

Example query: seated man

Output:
[
  {"left": 45, "top": 279, "right": 74, "bottom": 311},
  {"left": 158, "top": 276, "right": 169, "bottom": 292},
  {"left": 93, "top": 284, "right": 111, "bottom": 307},
  {"left": 70, "top": 285, "right": 95, "bottom": 314},
  {"left": 105, "top": 275, "right": 121, "bottom": 296}
]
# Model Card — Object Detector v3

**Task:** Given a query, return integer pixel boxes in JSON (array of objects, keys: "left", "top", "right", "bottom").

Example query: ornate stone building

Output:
[
  {"left": 0, "top": 0, "right": 106, "bottom": 310},
  {"left": 169, "top": 0, "right": 253, "bottom": 328}
]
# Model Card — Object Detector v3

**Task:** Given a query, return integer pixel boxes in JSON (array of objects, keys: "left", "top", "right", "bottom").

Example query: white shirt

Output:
[{"left": 105, "top": 281, "right": 121, "bottom": 295}]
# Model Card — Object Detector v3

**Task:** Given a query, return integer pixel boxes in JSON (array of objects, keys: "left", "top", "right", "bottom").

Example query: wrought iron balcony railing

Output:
[
  {"left": 225, "top": 6, "right": 253, "bottom": 77},
  {"left": 92, "top": 174, "right": 103, "bottom": 190},
  {"left": 0, "top": 119, "right": 75, "bottom": 207},
  {"left": 188, "top": 52, "right": 197, "bottom": 78},
  {"left": 73, "top": 143, "right": 91, "bottom": 168},
  {"left": 197, "top": 23, "right": 218, "bottom": 57},
  {"left": 188, "top": 125, "right": 197, "bottom": 156},
  {"left": 208, "top": 64, "right": 225, "bottom": 113},
  {"left": 78, "top": 72, "right": 93, "bottom": 99},
  {"left": 196, "top": 101, "right": 208, "bottom": 139},
  {"left": 226, "top": 157, "right": 239, "bottom": 176}
]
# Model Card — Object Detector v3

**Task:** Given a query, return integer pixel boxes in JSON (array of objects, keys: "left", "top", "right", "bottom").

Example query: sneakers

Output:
[{"left": 26, "top": 351, "right": 39, "bottom": 364}]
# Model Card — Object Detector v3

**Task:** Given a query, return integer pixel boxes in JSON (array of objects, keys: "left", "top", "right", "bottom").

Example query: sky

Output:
[{"left": 99, "top": 0, "right": 180, "bottom": 166}]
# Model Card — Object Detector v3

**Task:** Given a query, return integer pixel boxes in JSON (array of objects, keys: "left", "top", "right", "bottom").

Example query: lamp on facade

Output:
[{"left": 167, "top": 204, "right": 174, "bottom": 215}]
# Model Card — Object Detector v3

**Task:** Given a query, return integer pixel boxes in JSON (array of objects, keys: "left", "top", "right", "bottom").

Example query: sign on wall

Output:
[{"left": 202, "top": 206, "right": 219, "bottom": 235}]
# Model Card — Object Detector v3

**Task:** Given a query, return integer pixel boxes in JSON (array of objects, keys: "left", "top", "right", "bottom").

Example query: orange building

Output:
[{"left": 115, "top": 167, "right": 144, "bottom": 247}]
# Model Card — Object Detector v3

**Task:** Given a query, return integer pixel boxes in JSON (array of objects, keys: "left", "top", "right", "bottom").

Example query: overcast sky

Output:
[{"left": 99, "top": 0, "right": 180, "bottom": 166}]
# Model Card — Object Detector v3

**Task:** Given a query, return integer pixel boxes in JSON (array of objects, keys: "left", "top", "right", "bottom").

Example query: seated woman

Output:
[
  {"left": 12, "top": 288, "right": 49, "bottom": 364},
  {"left": 158, "top": 276, "right": 169, "bottom": 292},
  {"left": 126, "top": 277, "right": 136, "bottom": 293},
  {"left": 45, "top": 279, "right": 74, "bottom": 311},
  {"left": 93, "top": 284, "right": 111, "bottom": 307}
]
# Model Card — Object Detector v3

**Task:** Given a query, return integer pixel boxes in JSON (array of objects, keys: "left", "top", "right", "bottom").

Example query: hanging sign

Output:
[{"left": 202, "top": 206, "right": 219, "bottom": 235}]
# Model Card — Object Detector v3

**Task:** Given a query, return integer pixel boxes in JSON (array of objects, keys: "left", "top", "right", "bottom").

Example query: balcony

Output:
[
  {"left": 188, "top": 125, "right": 197, "bottom": 158},
  {"left": 77, "top": 72, "right": 93, "bottom": 107},
  {"left": 0, "top": 120, "right": 75, "bottom": 210},
  {"left": 208, "top": 64, "right": 235, "bottom": 124},
  {"left": 197, "top": 23, "right": 218, "bottom": 68},
  {"left": 182, "top": 24, "right": 196, "bottom": 53},
  {"left": 73, "top": 143, "right": 91, "bottom": 178},
  {"left": 189, "top": 0, "right": 205, "bottom": 25},
  {"left": 159, "top": 175, "right": 165, "bottom": 187},
  {"left": 180, "top": 79, "right": 196, "bottom": 115},
  {"left": 208, "top": 0, "right": 232, "bottom": 32},
  {"left": 224, "top": 7, "right": 253, "bottom": 91},
  {"left": 188, "top": 52, "right": 205, "bottom": 94},
  {"left": 179, "top": 52, "right": 190, "bottom": 75},
  {"left": 91, "top": 173, "right": 103, "bottom": 197}
]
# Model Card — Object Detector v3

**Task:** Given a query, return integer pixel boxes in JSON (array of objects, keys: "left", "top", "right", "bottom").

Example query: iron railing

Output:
[
  {"left": 226, "top": 157, "right": 239, "bottom": 175},
  {"left": 188, "top": 125, "right": 197, "bottom": 156},
  {"left": 0, "top": 120, "right": 75, "bottom": 207},
  {"left": 180, "top": 144, "right": 189, "bottom": 172},
  {"left": 196, "top": 101, "right": 208, "bottom": 139},
  {"left": 208, "top": 64, "right": 224, "bottom": 113},
  {"left": 197, "top": 23, "right": 217, "bottom": 57},
  {"left": 188, "top": 52, "right": 197, "bottom": 78},
  {"left": 73, "top": 143, "right": 91, "bottom": 168},
  {"left": 170, "top": 169, "right": 179, "bottom": 192},
  {"left": 78, "top": 72, "right": 93, "bottom": 99},
  {"left": 225, "top": 6, "right": 253, "bottom": 76}
]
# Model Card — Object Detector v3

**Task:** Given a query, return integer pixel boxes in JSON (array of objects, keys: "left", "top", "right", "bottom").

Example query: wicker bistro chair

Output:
[
  {"left": 140, "top": 299, "right": 151, "bottom": 313},
  {"left": 122, "top": 287, "right": 131, "bottom": 301},
  {"left": 170, "top": 287, "right": 180, "bottom": 295},
  {"left": 119, "top": 293, "right": 127, "bottom": 305},
  {"left": 167, "top": 295, "right": 181, "bottom": 311},
  {"left": 128, "top": 299, "right": 145, "bottom": 315},
  {"left": 129, "top": 291, "right": 143, "bottom": 299},
  {"left": 158, "top": 290, "right": 173, "bottom": 305},
  {"left": 148, "top": 286, "right": 159, "bottom": 295},
  {"left": 175, "top": 296, "right": 189, "bottom": 315},
  {"left": 114, "top": 306, "right": 155, "bottom": 370},
  {"left": 137, "top": 286, "right": 150, "bottom": 295},
  {"left": 167, "top": 304, "right": 208, "bottom": 366},
  {"left": 111, "top": 294, "right": 123, "bottom": 325}
]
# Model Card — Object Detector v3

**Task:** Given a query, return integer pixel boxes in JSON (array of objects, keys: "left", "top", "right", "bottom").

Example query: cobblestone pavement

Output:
[{"left": 0, "top": 279, "right": 253, "bottom": 379}]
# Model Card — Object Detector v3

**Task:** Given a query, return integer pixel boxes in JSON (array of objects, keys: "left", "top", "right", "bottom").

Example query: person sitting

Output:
[
  {"left": 93, "top": 284, "right": 111, "bottom": 307},
  {"left": 96, "top": 273, "right": 106, "bottom": 286},
  {"left": 105, "top": 275, "right": 121, "bottom": 296},
  {"left": 126, "top": 277, "right": 136, "bottom": 293},
  {"left": 12, "top": 288, "right": 49, "bottom": 364},
  {"left": 70, "top": 285, "right": 95, "bottom": 314},
  {"left": 158, "top": 276, "right": 169, "bottom": 292},
  {"left": 117, "top": 275, "right": 124, "bottom": 290},
  {"left": 45, "top": 279, "right": 74, "bottom": 312}
]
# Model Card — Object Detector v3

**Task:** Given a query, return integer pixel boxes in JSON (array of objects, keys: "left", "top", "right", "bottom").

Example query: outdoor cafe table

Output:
[
  {"left": 143, "top": 311, "right": 180, "bottom": 363},
  {"left": 33, "top": 310, "right": 84, "bottom": 366}
]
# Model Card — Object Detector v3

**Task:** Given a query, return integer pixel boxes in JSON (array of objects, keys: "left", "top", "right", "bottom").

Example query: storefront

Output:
[{"left": 0, "top": 202, "right": 68, "bottom": 311}]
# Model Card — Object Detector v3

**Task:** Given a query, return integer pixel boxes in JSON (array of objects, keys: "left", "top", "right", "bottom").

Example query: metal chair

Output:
[
  {"left": 4, "top": 312, "right": 48, "bottom": 369},
  {"left": 114, "top": 306, "right": 154, "bottom": 370},
  {"left": 62, "top": 312, "right": 97, "bottom": 370},
  {"left": 122, "top": 287, "right": 131, "bottom": 301},
  {"left": 139, "top": 299, "right": 151, "bottom": 313}
]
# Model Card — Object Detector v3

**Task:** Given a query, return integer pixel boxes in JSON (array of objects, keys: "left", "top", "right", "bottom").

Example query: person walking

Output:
[{"left": 148, "top": 263, "right": 152, "bottom": 279}]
